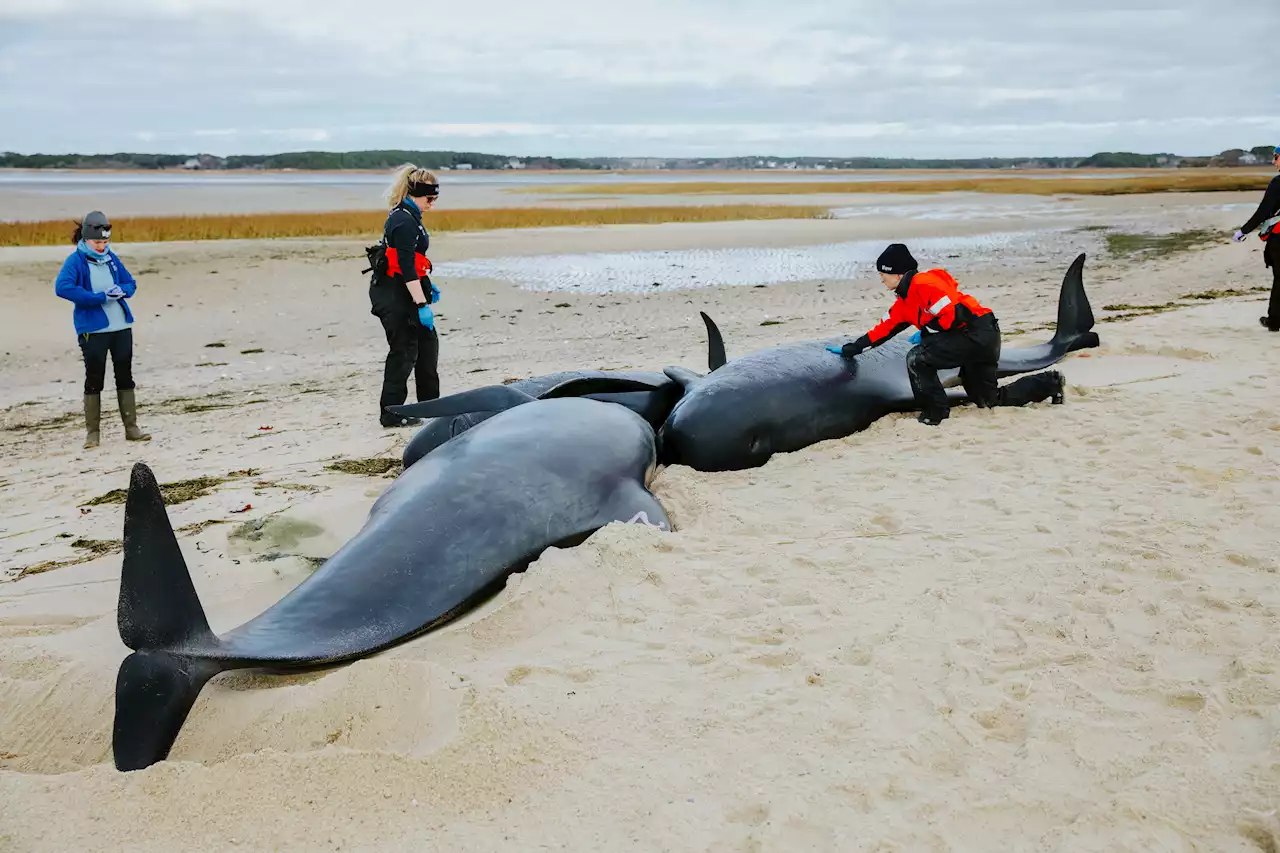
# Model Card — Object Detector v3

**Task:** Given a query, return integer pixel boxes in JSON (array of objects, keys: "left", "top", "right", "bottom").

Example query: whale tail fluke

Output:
[
  {"left": 114, "top": 462, "right": 226, "bottom": 771},
  {"left": 995, "top": 253, "right": 1099, "bottom": 377},
  {"left": 700, "top": 312, "right": 726, "bottom": 370},
  {"left": 113, "top": 650, "right": 224, "bottom": 771},
  {"left": 1048, "top": 252, "right": 1098, "bottom": 354}
]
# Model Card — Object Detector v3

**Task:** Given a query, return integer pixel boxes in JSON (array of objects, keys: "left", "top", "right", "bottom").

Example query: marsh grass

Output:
[
  {"left": 1102, "top": 228, "right": 1221, "bottom": 259},
  {"left": 325, "top": 457, "right": 402, "bottom": 477},
  {"left": 83, "top": 475, "right": 226, "bottom": 507},
  {"left": 525, "top": 171, "right": 1273, "bottom": 198},
  {"left": 1096, "top": 281, "right": 1269, "bottom": 323},
  {"left": 0, "top": 204, "right": 834, "bottom": 247},
  {"left": 1, "top": 411, "right": 78, "bottom": 432}
]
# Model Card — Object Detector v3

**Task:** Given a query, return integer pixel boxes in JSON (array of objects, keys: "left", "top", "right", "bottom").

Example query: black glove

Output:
[{"left": 838, "top": 335, "right": 871, "bottom": 358}]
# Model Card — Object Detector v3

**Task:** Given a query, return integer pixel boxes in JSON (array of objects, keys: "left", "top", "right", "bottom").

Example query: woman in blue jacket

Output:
[{"left": 54, "top": 211, "right": 152, "bottom": 448}]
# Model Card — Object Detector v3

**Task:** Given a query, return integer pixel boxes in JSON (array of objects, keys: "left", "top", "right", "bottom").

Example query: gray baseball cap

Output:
[{"left": 81, "top": 211, "right": 111, "bottom": 240}]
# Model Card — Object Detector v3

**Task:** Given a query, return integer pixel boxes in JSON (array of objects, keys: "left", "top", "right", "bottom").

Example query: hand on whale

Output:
[
  {"left": 112, "top": 397, "right": 670, "bottom": 772},
  {"left": 658, "top": 253, "right": 1099, "bottom": 472}
]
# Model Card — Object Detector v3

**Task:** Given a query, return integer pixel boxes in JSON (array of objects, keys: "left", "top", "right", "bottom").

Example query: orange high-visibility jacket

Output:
[{"left": 865, "top": 268, "right": 993, "bottom": 345}]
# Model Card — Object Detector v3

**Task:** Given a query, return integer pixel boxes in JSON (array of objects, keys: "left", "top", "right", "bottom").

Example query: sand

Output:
[{"left": 1, "top": 189, "right": 1278, "bottom": 852}]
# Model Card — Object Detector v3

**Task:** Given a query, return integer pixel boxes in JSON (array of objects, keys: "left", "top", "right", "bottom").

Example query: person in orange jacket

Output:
[{"left": 829, "top": 243, "right": 1064, "bottom": 426}]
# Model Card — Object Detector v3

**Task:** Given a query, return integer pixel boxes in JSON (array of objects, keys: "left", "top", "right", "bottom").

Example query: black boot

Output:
[
  {"left": 997, "top": 370, "right": 1063, "bottom": 407},
  {"left": 1050, "top": 371, "right": 1066, "bottom": 405},
  {"left": 380, "top": 409, "right": 422, "bottom": 428}
]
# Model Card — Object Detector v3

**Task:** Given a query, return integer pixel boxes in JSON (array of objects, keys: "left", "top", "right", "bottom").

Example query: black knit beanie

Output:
[{"left": 875, "top": 243, "right": 917, "bottom": 275}]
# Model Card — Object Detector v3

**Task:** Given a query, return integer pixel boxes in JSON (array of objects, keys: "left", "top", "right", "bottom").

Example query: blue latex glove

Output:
[
  {"left": 825, "top": 345, "right": 844, "bottom": 355},
  {"left": 417, "top": 304, "right": 435, "bottom": 330},
  {"left": 908, "top": 331, "right": 921, "bottom": 344},
  {"left": 429, "top": 282, "right": 441, "bottom": 304}
]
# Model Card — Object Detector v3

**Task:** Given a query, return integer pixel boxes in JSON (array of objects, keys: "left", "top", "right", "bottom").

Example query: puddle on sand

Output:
[
  {"left": 434, "top": 230, "right": 1069, "bottom": 294},
  {"left": 830, "top": 200, "right": 1092, "bottom": 222}
]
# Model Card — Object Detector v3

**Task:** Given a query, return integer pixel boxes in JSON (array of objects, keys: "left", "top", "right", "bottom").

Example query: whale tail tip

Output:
[
  {"left": 700, "top": 311, "right": 727, "bottom": 371},
  {"left": 1049, "top": 252, "right": 1098, "bottom": 353},
  {"left": 114, "top": 462, "right": 225, "bottom": 772}
]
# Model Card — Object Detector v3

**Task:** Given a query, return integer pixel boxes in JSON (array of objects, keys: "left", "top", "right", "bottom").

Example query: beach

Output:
[{"left": 1, "top": 183, "right": 1278, "bottom": 852}]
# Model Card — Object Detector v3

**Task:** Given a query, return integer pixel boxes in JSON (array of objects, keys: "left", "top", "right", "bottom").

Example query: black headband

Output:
[{"left": 408, "top": 181, "right": 439, "bottom": 197}]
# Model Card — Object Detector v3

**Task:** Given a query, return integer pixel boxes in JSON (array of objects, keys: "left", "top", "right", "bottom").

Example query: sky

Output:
[{"left": 2, "top": 0, "right": 1278, "bottom": 159}]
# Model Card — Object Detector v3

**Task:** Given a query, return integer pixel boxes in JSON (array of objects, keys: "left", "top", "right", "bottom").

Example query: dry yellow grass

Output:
[
  {"left": 0, "top": 204, "right": 832, "bottom": 247},
  {"left": 526, "top": 170, "right": 1275, "bottom": 197}
]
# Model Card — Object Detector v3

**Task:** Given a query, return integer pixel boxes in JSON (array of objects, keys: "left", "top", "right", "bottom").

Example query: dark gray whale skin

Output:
[
  {"left": 401, "top": 370, "right": 680, "bottom": 469},
  {"left": 398, "top": 313, "right": 728, "bottom": 468},
  {"left": 657, "top": 253, "right": 1100, "bottom": 472},
  {"left": 112, "top": 397, "right": 669, "bottom": 772}
]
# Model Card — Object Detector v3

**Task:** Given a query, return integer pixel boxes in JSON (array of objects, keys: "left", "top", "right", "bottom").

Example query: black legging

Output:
[
  {"left": 377, "top": 309, "right": 440, "bottom": 413},
  {"left": 79, "top": 329, "right": 135, "bottom": 395},
  {"left": 1266, "top": 238, "right": 1280, "bottom": 329}
]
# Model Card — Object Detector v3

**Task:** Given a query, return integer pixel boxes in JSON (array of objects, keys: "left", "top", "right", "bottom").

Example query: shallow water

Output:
[
  {"left": 434, "top": 230, "right": 1062, "bottom": 293},
  {"left": 0, "top": 169, "right": 1146, "bottom": 190}
]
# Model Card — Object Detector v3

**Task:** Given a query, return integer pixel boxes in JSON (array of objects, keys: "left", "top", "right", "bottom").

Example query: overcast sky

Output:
[{"left": 3, "top": 0, "right": 1277, "bottom": 158}]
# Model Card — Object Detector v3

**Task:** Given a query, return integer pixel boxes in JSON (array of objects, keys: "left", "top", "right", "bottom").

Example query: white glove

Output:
[{"left": 1232, "top": 229, "right": 1247, "bottom": 243}]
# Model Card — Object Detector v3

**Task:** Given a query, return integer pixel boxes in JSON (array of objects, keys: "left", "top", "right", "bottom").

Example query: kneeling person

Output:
[{"left": 829, "top": 243, "right": 1064, "bottom": 426}]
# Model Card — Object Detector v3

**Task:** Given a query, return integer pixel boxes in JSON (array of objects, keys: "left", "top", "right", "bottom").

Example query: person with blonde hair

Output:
[{"left": 369, "top": 163, "right": 442, "bottom": 427}]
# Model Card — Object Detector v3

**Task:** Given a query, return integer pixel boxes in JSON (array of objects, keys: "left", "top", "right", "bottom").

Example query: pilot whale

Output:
[
  {"left": 656, "top": 253, "right": 1099, "bottom": 471},
  {"left": 112, "top": 386, "right": 670, "bottom": 771}
]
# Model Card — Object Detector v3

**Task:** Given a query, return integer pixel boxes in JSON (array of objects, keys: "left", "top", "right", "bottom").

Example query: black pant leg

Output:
[
  {"left": 1266, "top": 240, "right": 1280, "bottom": 329},
  {"left": 378, "top": 311, "right": 419, "bottom": 413},
  {"left": 108, "top": 329, "right": 136, "bottom": 391},
  {"left": 907, "top": 328, "right": 986, "bottom": 417},
  {"left": 79, "top": 333, "right": 110, "bottom": 395},
  {"left": 413, "top": 326, "right": 440, "bottom": 403}
]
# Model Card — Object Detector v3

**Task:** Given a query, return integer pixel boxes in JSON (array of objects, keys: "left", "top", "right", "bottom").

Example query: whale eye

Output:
[{"left": 748, "top": 434, "right": 766, "bottom": 456}]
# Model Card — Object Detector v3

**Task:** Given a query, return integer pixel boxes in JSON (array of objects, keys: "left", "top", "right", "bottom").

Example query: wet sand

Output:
[{"left": 1, "top": 188, "right": 1278, "bottom": 852}]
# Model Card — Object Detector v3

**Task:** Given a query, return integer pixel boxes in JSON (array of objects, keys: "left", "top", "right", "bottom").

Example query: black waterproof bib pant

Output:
[{"left": 905, "top": 314, "right": 1062, "bottom": 420}]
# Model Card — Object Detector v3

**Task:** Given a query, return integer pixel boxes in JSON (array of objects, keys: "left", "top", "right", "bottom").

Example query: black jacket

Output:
[
  {"left": 1241, "top": 174, "right": 1280, "bottom": 234},
  {"left": 370, "top": 199, "right": 430, "bottom": 316}
]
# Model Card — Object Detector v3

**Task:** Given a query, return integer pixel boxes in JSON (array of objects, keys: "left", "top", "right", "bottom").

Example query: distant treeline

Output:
[
  {"left": 1, "top": 146, "right": 1274, "bottom": 171},
  {"left": 0, "top": 150, "right": 605, "bottom": 171}
]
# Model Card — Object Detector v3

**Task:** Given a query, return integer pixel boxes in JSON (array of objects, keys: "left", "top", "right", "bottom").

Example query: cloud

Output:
[{"left": 2, "top": 0, "right": 1277, "bottom": 156}]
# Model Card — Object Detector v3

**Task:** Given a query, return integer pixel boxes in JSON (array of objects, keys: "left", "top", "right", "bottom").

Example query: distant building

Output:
[
  {"left": 506, "top": 159, "right": 527, "bottom": 170},
  {"left": 456, "top": 163, "right": 473, "bottom": 170},
  {"left": 181, "top": 158, "right": 202, "bottom": 170},
  {"left": 1240, "top": 153, "right": 1260, "bottom": 165}
]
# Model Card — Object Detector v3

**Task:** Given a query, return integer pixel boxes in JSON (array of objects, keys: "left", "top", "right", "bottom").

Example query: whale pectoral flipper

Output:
[
  {"left": 539, "top": 376, "right": 670, "bottom": 400},
  {"left": 662, "top": 366, "right": 703, "bottom": 389},
  {"left": 389, "top": 385, "right": 538, "bottom": 420},
  {"left": 597, "top": 480, "right": 672, "bottom": 533},
  {"left": 115, "top": 462, "right": 227, "bottom": 771},
  {"left": 113, "top": 650, "right": 224, "bottom": 772}
]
